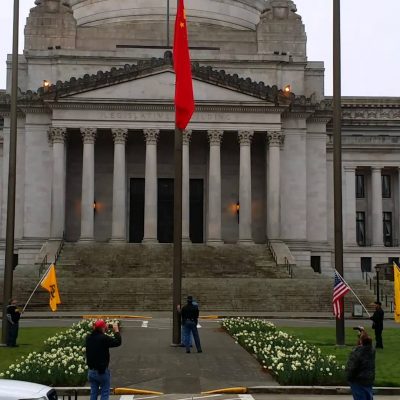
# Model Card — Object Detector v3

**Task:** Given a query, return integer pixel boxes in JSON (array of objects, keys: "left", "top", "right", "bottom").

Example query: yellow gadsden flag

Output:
[
  {"left": 40, "top": 264, "right": 61, "bottom": 312},
  {"left": 394, "top": 262, "right": 400, "bottom": 323}
]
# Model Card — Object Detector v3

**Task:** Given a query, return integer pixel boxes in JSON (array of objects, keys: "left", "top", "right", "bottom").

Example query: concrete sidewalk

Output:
[{"left": 109, "top": 319, "right": 276, "bottom": 393}]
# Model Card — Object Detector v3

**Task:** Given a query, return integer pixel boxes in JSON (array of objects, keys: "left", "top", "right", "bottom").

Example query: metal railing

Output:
[
  {"left": 267, "top": 240, "right": 277, "bottom": 264},
  {"left": 362, "top": 271, "right": 394, "bottom": 311},
  {"left": 38, "top": 238, "right": 65, "bottom": 278},
  {"left": 284, "top": 256, "right": 293, "bottom": 278}
]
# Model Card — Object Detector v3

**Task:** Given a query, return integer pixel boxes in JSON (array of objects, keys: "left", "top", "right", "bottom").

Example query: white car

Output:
[{"left": 0, "top": 380, "right": 57, "bottom": 400}]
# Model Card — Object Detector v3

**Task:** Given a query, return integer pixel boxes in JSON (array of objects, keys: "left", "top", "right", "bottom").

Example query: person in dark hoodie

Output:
[
  {"left": 181, "top": 295, "right": 202, "bottom": 354},
  {"left": 85, "top": 320, "right": 122, "bottom": 400},
  {"left": 346, "top": 333, "right": 376, "bottom": 400}
]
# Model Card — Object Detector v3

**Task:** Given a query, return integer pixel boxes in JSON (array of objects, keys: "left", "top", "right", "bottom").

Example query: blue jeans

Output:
[
  {"left": 88, "top": 369, "right": 111, "bottom": 400},
  {"left": 350, "top": 383, "right": 373, "bottom": 400},
  {"left": 183, "top": 320, "right": 202, "bottom": 352},
  {"left": 181, "top": 325, "right": 192, "bottom": 346}
]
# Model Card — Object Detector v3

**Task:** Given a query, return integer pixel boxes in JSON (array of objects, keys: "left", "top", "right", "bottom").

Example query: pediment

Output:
[{"left": 68, "top": 71, "right": 265, "bottom": 103}]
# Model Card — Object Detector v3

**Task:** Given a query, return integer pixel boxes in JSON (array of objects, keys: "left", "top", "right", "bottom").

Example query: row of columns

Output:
[
  {"left": 47, "top": 127, "right": 285, "bottom": 243},
  {"left": 345, "top": 166, "right": 400, "bottom": 246}
]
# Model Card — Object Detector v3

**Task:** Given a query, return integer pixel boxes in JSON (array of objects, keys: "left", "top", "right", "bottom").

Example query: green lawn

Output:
[
  {"left": 0, "top": 327, "right": 63, "bottom": 372},
  {"left": 281, "top": 327, "right": 400, "bottom": 387}
]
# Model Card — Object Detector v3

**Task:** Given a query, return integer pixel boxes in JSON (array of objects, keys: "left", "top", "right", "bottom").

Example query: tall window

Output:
[
  {"left": 356, "top": 174, "right": 365, "bottom": 198},
  {"left": 383, "top": 212, "right": 393, "bottom": 247},
  {"left": 382, "top": 175, "right": 391, "bottom": 198},
  {"left": 356, "top": 212, "right": 366, "bottom": 246}
]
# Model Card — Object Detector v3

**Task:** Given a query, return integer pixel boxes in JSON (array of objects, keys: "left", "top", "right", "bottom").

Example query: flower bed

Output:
[
  {"left": 0, "top": 319, "right": 118, "bottom": 386},
  {"left": 222, "top": 318, "right": 346, "bottom": 385}
]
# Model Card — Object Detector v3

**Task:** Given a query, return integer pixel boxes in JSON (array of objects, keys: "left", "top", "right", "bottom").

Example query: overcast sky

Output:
[{"left": 0, "top": 0, "right": 399, "bottom": 96}]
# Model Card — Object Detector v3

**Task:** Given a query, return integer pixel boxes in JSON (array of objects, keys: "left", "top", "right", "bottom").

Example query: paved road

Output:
[{"left": 109, "top": 319, "right": 275, "bottom": 392}]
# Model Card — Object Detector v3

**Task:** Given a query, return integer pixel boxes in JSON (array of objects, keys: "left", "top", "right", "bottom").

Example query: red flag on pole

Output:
[{"left": 173, "top": 0, "right": 195, "bottom": 129}]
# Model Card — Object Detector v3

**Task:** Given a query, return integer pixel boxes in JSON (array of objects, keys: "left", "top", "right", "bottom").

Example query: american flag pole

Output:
[{"left": 334, "top": 270, "right": 371, "bottom": 317}]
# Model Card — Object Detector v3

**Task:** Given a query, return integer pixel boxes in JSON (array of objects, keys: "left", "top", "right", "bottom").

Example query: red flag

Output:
[{"left": 173, "top": 0, "right": 195, "bottom": 129}]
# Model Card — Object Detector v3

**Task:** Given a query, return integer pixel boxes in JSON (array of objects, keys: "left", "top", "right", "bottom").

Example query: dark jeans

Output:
[
  {"left": 88, "top": 369, "right": 111, "bottom": 400},
  {"left": 374, "top": 329, "right": 383, "bottom": 349},
  {"left": 181, "top": 325, "right": 192, "bottom": 346},
  {"left": 183, "top": 320, "right": 202, "bottom": 352},
  {"left": 350, "top": 383, "right": 373, "bottom": 400},
  {"left": 7, "top": 322, "right": 18, "bottom": 347}
]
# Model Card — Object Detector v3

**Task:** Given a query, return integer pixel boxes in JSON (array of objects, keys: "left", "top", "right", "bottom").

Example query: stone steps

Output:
[{"left": 3, "top": 243, "right": 378, "bottom": 313}]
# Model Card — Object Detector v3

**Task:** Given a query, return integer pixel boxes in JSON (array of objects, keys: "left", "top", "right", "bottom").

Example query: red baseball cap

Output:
[{"left": 94, "top": 319, "right": 107, "bottom": 329}]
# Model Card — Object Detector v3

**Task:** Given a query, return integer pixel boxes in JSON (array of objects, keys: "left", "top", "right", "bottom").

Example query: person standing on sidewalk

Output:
[
  {"left": 346, "top": 333, "right": 376, "bottom": 400},
  {"left": 85, "top": 320, "right": 122, "bottom": 400},
  {"left": 181, "top": 296, "right": 202, "bottom": 354},
  {"left": 6, "top": 298, "right": 21, "bottom": 347},
  {"left": 370, "top": 301, "right": 384, "bottom": 349}
]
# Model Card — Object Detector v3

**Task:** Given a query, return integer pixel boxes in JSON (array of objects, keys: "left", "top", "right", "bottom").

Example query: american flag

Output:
[{"left": 333, "top": 271, "right": 350, "bottom": 319}]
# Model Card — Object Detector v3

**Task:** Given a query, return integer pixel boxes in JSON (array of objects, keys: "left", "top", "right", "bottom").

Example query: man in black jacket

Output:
[
  {"left": 370, "top": 301, "right": 384, "bottom": 349},
  {"left": 346, "top": 333, "right": 375, "bottom": 400},
  {"left": 181, "top": 296, "right": 202, "bottom": 354},
  {"left": 86, "top": 320, "right": 121, "bottom": 400},
  {"left": 6, "top": 298, "right": 21, "bottom": 347}
]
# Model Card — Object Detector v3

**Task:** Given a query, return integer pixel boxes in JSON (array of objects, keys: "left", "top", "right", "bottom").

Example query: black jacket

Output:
[
  {"left": 346, "top": 345, "right": 376, "bottom": 386},
  {"left": 370, "top": 308, "right": 384, "bottom": 331},
  {"left": 85, "top": 331, "right": 121, "bottom": 373},
  {"left": 6, "top": 305, "right": 21, "bottom": 324},
  {"left": 181, "top": 303, "right": 199, "bottom": 324}
]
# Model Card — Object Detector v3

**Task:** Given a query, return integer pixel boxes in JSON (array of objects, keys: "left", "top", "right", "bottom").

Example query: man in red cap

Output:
[{"left": 85, "top": 320, "right": 121, "bottom": 400}]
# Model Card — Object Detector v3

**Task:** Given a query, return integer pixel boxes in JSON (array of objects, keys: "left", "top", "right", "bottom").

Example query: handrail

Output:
[
  {"left": 362, "top": 271, "right": 394, "bottom": 311},
  {"left": 267, "top": 240, "right": 278, "bottom": 264},
  {"left": 284, "top": 256, "right": 293, "bottom": 278},
  {"left": 38, "top": 238, "right": 65, "bottom": 277}
]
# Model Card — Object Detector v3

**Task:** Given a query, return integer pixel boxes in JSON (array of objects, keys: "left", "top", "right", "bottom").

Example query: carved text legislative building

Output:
[{"left": 0, "top": 0, "right": 399, "bottom": 279}]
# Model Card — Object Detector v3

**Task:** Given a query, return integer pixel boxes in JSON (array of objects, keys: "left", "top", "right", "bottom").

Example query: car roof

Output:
[{"left": 0, "top": 379, "right": 50, "bottom": 397}]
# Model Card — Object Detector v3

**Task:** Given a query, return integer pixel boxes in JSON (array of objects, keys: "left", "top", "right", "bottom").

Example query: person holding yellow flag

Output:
[
  {"left": 394, "top": 262, "right": 400, "bottom": 323},
  {"left": 40, "top": 264, "right": 61, "bottom": 312}
]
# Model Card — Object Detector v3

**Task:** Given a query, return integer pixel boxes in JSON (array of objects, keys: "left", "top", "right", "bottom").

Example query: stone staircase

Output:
[{"left": 8, "top": 243, "right": 377, "bottom": 313}]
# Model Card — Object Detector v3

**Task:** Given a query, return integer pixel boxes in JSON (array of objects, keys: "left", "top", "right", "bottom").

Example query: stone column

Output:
[
  {"left": 266, "top": 131, "right": 284, "bottom": 240},
  {"left": 49, "top": 127, "right": 67, "bottom": 239},
  {"left": 371, "top": 166, "right": 383, "bottom": 246},
  {"left": 238, "top": 130, "right": 254, "bottom": 243},
  {"left": 143, "top": 129, "right": 159, "bottom": 243},
  {"left": 80, "top": 128, "right": 97, "bottom": 241},
  {"left": 207, "top": 130, "right": 223, "bottom": 244},
  {"left": 111, "top": 128, "right": 128, "bottom": 242},
  {"left": 344, "top": 166, "right": 357, "bottom": 246},
  {"left": 182, "top": 129, "right": 192, "bottom": 243}
]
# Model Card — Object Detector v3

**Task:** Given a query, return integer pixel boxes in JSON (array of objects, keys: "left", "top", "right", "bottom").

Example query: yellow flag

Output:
[
  {"left": 394, "top": 262, "right": 400, "bottom": 323},
  {"left": 40, "top": 264, "right": 61, "bottom": 312}
]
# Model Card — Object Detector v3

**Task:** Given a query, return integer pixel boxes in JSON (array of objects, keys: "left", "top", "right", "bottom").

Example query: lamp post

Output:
[
  {"left": 1, "top": 0, "right": 19, "bottom": 345},
  {"left": 333, "top": 0, "right": 345, "bottom": 346}
]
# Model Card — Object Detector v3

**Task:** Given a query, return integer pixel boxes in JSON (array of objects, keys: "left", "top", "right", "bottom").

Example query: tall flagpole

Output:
[
  {"left": 333, "top": 0, "right": 345, "bottom": 346},
  {"left": 172, "top": 0, "right": 183, "bottom": 346},
  {"left": 167, "top": 0, "right": 170, "bottom": 47},
  {"left": 172, "top": 126, "right": 183, "bottom": 345},
  {"left": 1, "top": 0, "right": 19, "bottom": 346}
]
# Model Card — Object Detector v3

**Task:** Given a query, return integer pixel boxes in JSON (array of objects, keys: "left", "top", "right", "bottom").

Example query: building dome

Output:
[{"left": 67, "top": 0, "right": 267, "bottom": 30}]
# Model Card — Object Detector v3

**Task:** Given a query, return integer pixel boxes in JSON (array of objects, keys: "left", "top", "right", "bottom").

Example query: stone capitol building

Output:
[{"left": 0, "top": 0, "right": 399, "bottom": 286}]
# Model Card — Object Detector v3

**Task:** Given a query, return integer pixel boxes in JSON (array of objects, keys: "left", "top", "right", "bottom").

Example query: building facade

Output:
[{"left": 0, "top": 0, "right": 399, "bottom": 279}]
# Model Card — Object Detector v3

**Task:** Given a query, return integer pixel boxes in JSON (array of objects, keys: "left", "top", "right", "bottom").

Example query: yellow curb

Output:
[
  {"left": 114, "top": 388, "right": 163, "bottom": 395},
  {"left": 202, "top": 387, "right": 248, "bottom": 394},
  {"left": 82, "top": 315, "right": 152, "bottom": 320},
  {"left": 199, "top": 315, "right": 220, "bottom": 320}
]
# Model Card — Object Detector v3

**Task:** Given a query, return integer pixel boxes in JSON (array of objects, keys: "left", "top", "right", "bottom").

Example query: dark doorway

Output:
[
  {"left": 130, "top": 178, "right": 204, "bottom": 244},
  {"left": 190, "top": 179, "right": 204, "bottom": 243},
  {"left": 129, "top": 178, "right": 144, "bottom": 243},
  {"left": 311, "top": 256, "right": 321, "bottom": 274},
  {"left": 158, "top": 178, "right": 174, "bottom": 243}
]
